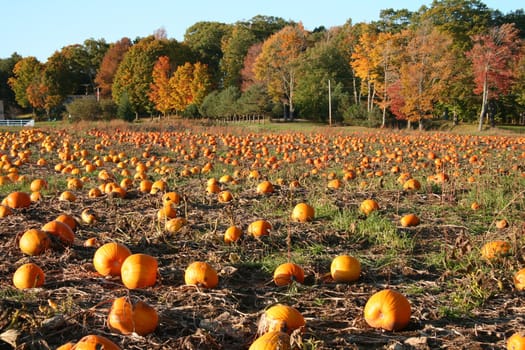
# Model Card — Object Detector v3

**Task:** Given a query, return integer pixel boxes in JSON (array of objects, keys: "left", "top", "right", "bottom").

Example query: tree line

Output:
[{"left": 1, "top": 1, "right": 525, "bottom": 130}]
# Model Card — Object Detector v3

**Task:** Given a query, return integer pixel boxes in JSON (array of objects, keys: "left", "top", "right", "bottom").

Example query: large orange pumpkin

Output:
[
  {"left": 224, "top": 225, "right": 243, "bottom": 244},
  {"left": 107, "top": 297, "right": 134, "bottom": 335},
  {"left": 184, "top": 261, "right": 219, "bottom": 288},
  {"left": 330, "top": 255, "right": 361, "bottom": 283},
  {"left": 71, "top": 334, "right": 120, "bottom": 350},
  {"left": 273, "top": 262, "right": 305, "bottom": 286},
  {"left": 481, "top": 240, "right": 511, "bottom": 260},
  {"left": 256, "top": 181, "right": 274, "bottom": 195},
  {"left": 359, "top": 199, "right": 379, "bottom": 215},
  {"left": 400, "top": 214, "right": 420, "bottom": 227},
  {"left": 0, "top": 204, "right": 13, "bottom": 218},
  {"left": 13, "top": 262, "right": 45, "bottom": 289},
  {"left": 291, "top": 203, "right": 315, "bottom": 223},
  {"left": 508, "top": 332, "right": 525, "bottom": 350},
  {"left": 19, "top": 229, "right": 50, "bottom": 256},
  {"left": 120, "top": 254, "right": 158, "bottom": 289},
  {"left": 259, "top": 304, "right": 305, "bottom": 334},
  {"left": 363, "top": 289, "right": 411, "bottom": 331},
  {"left": 93, "top": 242, "right": 132, "bottom": 277},
  {"left": 55, "top": 214, "right": 78, "bottom": 231},
  {"left": 249, "top": 331, "right": 290, "bottom": 350},
  {"left": 30, "top": 178, "right": 48, "bottom": 192},
  {"left": 42, "top": 220, "right": 75, "bottom": 245},
  {"left": 2, "top": 191, "right": 31, "bottom": 209},
  {"left": 247, "top": 220, "right": 272, "bottom": 237},
  {"left": 132, "top": 300, "right": 159, "bottom": 336}
]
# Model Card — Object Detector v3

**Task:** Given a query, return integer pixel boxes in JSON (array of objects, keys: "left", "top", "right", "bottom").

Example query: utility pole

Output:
[{"left": 328, "top": 79, "right": 332, "bottom": 126}]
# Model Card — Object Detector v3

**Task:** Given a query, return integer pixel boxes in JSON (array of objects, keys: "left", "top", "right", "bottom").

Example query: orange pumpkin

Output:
[
  {"left": 2, "top": 191, "right": 31, "bottom": 209},
  {"left": 42, "top": 220, "right": 75, "bottom": 245},
  {"left": 56, "top": 342, "right": 74, "bottom": 350},
  {"left": 81, "top": 209, "right": 96, "bottom": 224},
  {"left": 150, "top": 179, "right": 167, "bottom": 194},
  {"left": 184, "top": 261, "right": 219, "bottom": 288},
  {"left": 165, "top": 217, "right": 187, "bottom": 233},
  {"left": 59, "top": 190, "right": 77, "bottom": 202},
  {"left": 218, "top": 190, "right": 233, "bottom": 203},
  {"left": 162, "top": 191, "right": 181, "bottom": 205},
  {"left": 132, "top": 300, "right": 159, "bottom": 336},
  {"left": 259, "top": 304, "right": 305, "bottom": 334},
  {"left": 291, "top": 203, "right": 315, "bottom": 222},
  {"left": 0, "top": 204, "right": 13, "bottom": 218},
  {"left": 256, "top": 181, "right": 274, "bottom": 195},
  {"left": 508, "top": 332, "right": 525, "bottom": 350},
  {"left": 330, "top": 255, "right": 361, "bottom": 283},
  {"left": 55, "top": 214, "right": 78, "bottom": 231},
  {"left": 71, "top": 334, "right": 120, "bottom": 350},
  {"left": 19, "top": 229, "right": 50, "bottom": 256},
  {"left": 87, "top": 187, "right": 103, "bottom": 198},
  {"left": 249, "top": 331, "right": 290, "bottom": 350},
  {"left": 363, "top": 289, "right": 411, "bottom": 331},
  {"left": 120, "top": 253, "right": 158, "bottom": 289},
  {"left": 107, "top": 297, "right": 134, "bottom": 334},
  {"left": 400, "top": 214, "right": 420, "bottom": 227},
  {"left": 247, "top": 220, "right": 272, "bottom": 237},
  {"left": 513, "top": 268, "right": 525, "bottom": 291},
  {"left": 402, "top": 178, "right": 421, "bottom": 191},
  {"left": 13, "top": 262, "right": 45, "bottom": 289},
  {"left": 93, "top": 242, "right": 132, "bottom": 277},
  {"left": 359, "top": 199, "right": 379, "bottom": 215},
  {"left": 481, "top": 240, "right": 511, "bottom": 260},
  {"left": 157, "top": 203, "right": 178, "bottom": 221},
  {"left": 496, "top": 219, "right": 509, "bottom": 229},
  {"left": 30, "top": 178, "right": 48, "bottom": 192},
  {"left": 327, "top": 178, "right": 342, "bottom": 189},
  {"left": 30, "top": 191, "right": 42, "bottom": 202},
  {"left": 224, "top": 225, "right": 243, "bottom": 244},
  {"left": 273, "top": 262, "right": 305, "bottom": 286}
]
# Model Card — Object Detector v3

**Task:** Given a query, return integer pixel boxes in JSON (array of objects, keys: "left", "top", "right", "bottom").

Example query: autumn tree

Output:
[
  {"left": 8, "top": 56, "right": 43, "bottom": 110},
  {"left": 254, "top": 23, "right": 308, "bottom": 119},
  {"left": 397, "top": 23, "right": 455, "bottom": 129},
  {"left": 95, "top": 37, "right": 132, "bottom": 99},
  {"left": 169, "top": 62, "right": 211, "bottom": 113},
  {"left": 220, "top": 25, "right": 257, "bottom": 88},
  {"left": 149, "top": 56, "right": 172, "bottom": 117},
  {"left": 467, "top": 23, "right": 522, "bottom": 130},
  {"left": 240, "top": 43, "right": 263, "bottom": 92},
  {"left": 351, "top": 28, "right": 379, "bottom": 114}
]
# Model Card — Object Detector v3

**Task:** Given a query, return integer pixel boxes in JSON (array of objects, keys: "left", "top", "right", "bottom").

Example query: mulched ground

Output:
[{"left": 0, "top": 122, "right": 524, "bottom": 349}]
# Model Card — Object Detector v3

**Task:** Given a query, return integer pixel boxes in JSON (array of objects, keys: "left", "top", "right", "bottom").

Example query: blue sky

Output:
[{"left": 2, "top": 0, "right": 522, "bottom": 61}]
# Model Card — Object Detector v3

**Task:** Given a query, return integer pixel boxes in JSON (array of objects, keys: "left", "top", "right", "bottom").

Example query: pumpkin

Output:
[
  {"left": 83, "top": 237, "right": 99, "bottom": 247},
  {"left": 402, "top": 178, "right": 421, "bottom": 191},
  {"left": 67, "top": 178, "right": 83, "bottom": 190},
  {"left": 19, "top": 229, "right": 50, "bottom": 256},
  {"left": 363, "top": 289, "right": 411, "bottom": 331},
  {"left": 162, "top": 191, "right": 181, "bottom": 205},
  {"left": 30, "top": 178, "right": 48, "bottom": 192},
  {"left": 508, "top": 332, "right": 525, "bottom": 350},
  {"left": 259, "top": 304, "right": 305, "bottom": 334},
  {"left": 107, "top": 297, "right": 134, "bottom": 334},
  {"left": 56, "top": 342, "right": 74, "bottom": 350},
  {"left": 249, "top": 331, "right": 290, "bottom": 350},
  {"left": 157, "top": 203, "right": 177, "bottom": 221},
  {"left": 273, "top": 262, "right": 305, "bottom": 286},
  {"left": 2, "top": 191, "right": 31, "bottom": 209},
  {"left": 42, "top": 220, "right": 75, "bottom": 245},
  {"left": 81, "top": 209, "right": 96, "bottom": 224},
  {"left": 150, "top": 179, "right": 167, "bottom": 194},
  {"left": 184, "top": 261, "right": 219, "bottom": 288},
  {"left": 224, "top": 225, "right": 243, "bottom": 244},
  {"left": 59, "top": 190, "right": 77, "bottom": 202},
  {"left": 291, "top": 203, "right": 315, "bottom": 222},
  {"left": 30, "top": 191, "right": 42, "bottom": 202},
  {"left": 88, "top": 187, "right": 103, "bottom": 198},
  {"left": 400, "top": 214, "right": 420, "bottom": 227},
  {"left": 120, "top": 253, "right": 158, "bottom": 289},
  {"left": 481, "top": 240, "right": 511, "bottom": 260},
  {"left": 139, "top": 180, "right": 152, "bottom": 193},
  {"left": 13, "top": 262, "right": 45, "bottom": 289},
  {"left": 359, "top": 199, "right": 379, "bottom": 215},
  {"left": 206, "top": 182, "right": 221, "bottom": 194},
  {"left": 330, "top": 255, "right": 361, "bottom": 283},
  {"left": 0, "top": 204, "right": 13, "bottom": 218},
  {"left": 72, "top": 334, "right": 120, "bottom": 350},
  {"left": 513, "top": 268, "right": 525, "bottom": 291},
  {"left": 165, "top": 217, "right": 187, "bottom": 233},
  {"left": 247, "top": 220, "right": 272, "bottom": 237},
  {"left": 496, "top": 219, "right": 509, "bottom": 229},
  {"left": 257, "top": 181, "right": 274, "bottom": 195},
  {"left": 218, "top": 190, "right": 233, "bottom": 203},
  {"left": 93, "top": 242, "right": 132, "bottom": 277},
  {"left": 56, "top": 214, "right": 78, "bottom": 231},
  {"left": 327, "top": 178, "right": 342, "bottom": 189},
  {"left": 471, "top": 201, "right": 481, "bottom": 210},
  {"left": 132, "top": 300, "right": 159, "bottom": 336}
]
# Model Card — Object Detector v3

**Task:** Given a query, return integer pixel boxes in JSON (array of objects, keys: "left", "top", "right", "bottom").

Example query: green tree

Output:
[
  {"left": 220, "top": 25, "right": 257, "bottom": 88},
  {"left": 8, "top": 56, "right": 43, "bottom": 110},
  {"left": 0, "top": 53, "right": 22, "bottom": 112},
  {"left": 237, "top": 83, "right": 272, "bottom": 116},
  {"left": 117, "top": 91, "right": 135, "bottom": 121},
  {"left": 112, "top": 36, "right": 170, "bottom": 117}
]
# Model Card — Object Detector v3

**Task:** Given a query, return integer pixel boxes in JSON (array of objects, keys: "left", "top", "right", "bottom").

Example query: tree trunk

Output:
[
  {"left": 407, "top": 120, "right": 411, "bottom": 129},
  {"left": 478, "top": 73, "right": 488, "bottom": 131},
  {"left": 418, "top": 118, "right": 424, "bottom": 130}
]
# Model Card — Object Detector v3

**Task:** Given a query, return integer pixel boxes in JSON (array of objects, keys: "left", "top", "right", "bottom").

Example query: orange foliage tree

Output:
[{"left": 149, "top": 56, "right": 172, "bottom": 117}]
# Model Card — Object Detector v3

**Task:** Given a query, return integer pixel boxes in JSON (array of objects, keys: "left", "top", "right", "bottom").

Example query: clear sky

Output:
[{"left": 2, "top": 0, "right": 522, "bottom": 61}]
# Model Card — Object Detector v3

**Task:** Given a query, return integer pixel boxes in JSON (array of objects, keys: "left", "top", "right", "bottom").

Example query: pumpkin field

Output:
[{"left": 0, "top": 120, "right": 524, "bottom": 350}]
